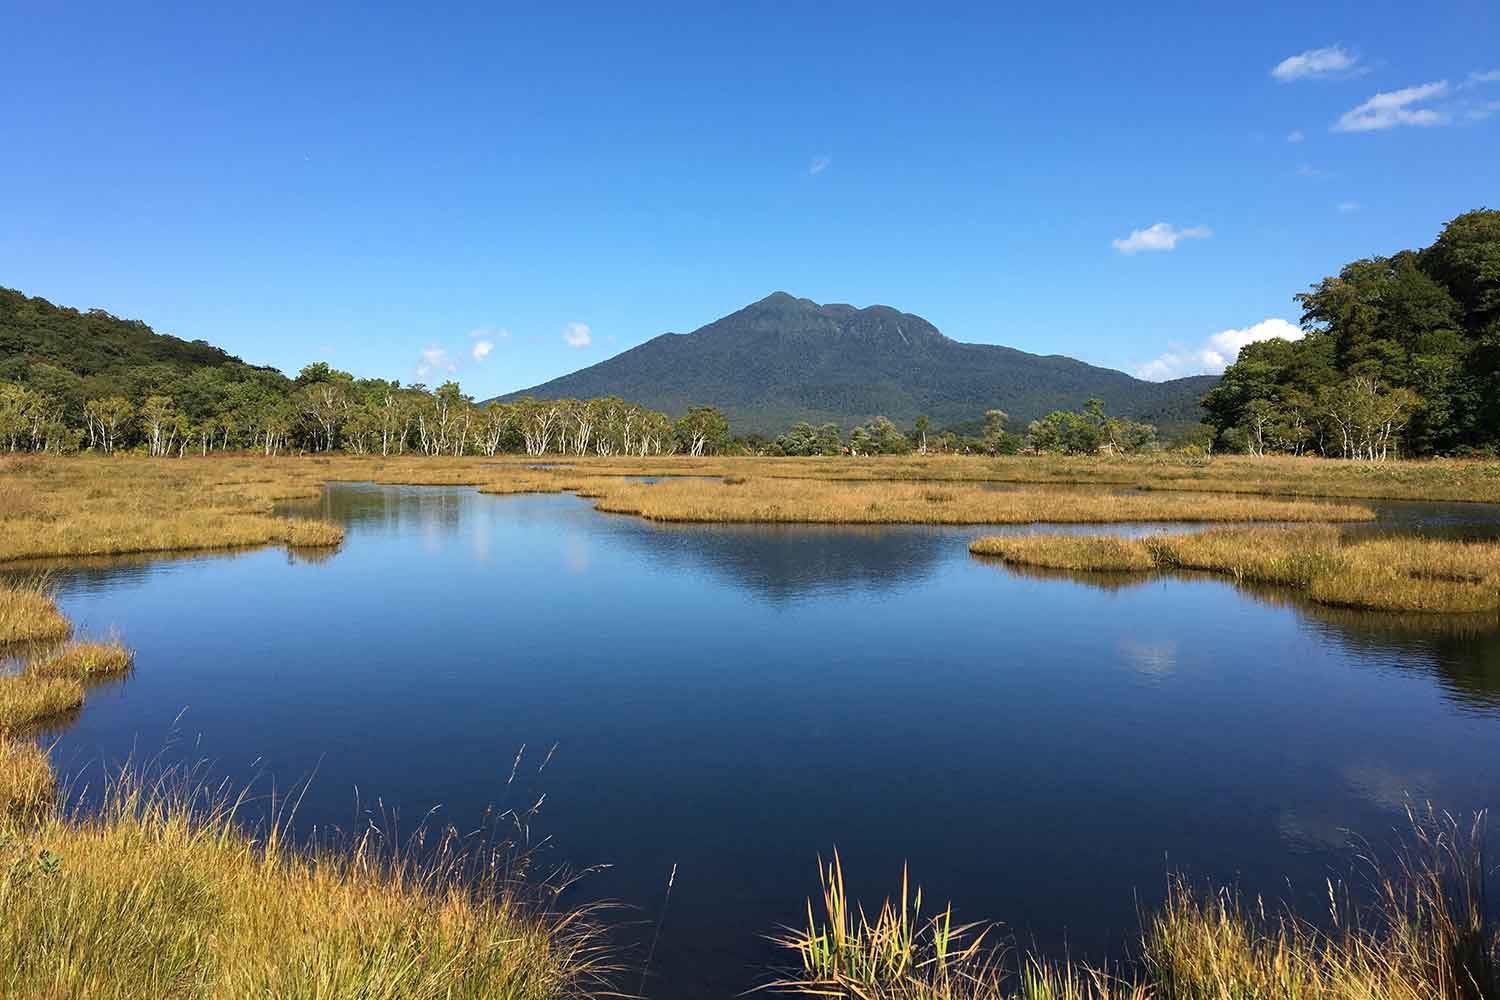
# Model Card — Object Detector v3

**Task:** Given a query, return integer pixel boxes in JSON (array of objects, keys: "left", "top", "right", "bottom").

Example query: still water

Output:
[{"left": 35, "top": 483, "right": 1500, "bottom": 997}]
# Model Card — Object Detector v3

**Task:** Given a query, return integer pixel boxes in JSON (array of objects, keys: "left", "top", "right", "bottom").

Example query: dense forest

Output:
[{"left": 1204, "top": 209, "right": 1500, "bottom": 458}]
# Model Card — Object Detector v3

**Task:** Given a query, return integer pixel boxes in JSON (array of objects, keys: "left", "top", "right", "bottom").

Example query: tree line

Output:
[
  {"left": 0, "top": 359, "right": 736, "bottom": 458},
  {"left": 1203, "top": 209, "right": 1500, "bottom": 459},
  {"left": 762, "top": 401, "right": 1159, "bottom": 457}
]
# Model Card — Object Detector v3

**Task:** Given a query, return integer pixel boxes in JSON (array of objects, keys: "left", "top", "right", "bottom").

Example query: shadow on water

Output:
[{"left": 16, "top": 481, "right": 1500, "bottom": 999}]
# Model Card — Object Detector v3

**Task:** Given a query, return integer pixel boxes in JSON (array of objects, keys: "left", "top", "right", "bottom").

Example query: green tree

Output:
[{"left": 674, "top": 406, "right": 730, "bottom": 456}]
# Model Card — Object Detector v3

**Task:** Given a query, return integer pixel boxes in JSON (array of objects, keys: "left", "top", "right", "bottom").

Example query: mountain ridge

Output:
[{"left": 499, "top": 293, "right": 1215, "bottom": 434}]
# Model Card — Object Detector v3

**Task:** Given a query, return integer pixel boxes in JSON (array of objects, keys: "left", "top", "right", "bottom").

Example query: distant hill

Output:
[
  {"left": 0, "top": 286, "right": 291, "bottom": 419},
  {"left": 501, "top": 292, "right": 1215, "bottom": 433},
  {"left": 0, "top": 286, "right": 269, "bottom": 381}
]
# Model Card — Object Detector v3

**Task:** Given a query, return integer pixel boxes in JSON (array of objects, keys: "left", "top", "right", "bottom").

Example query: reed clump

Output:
[
  {"left": 0, "top": 676, "right": 83, "bottom": 732},
  {"left": 282, "top": 518, "right": 345, "bottom": 547},
  {"left": 0, "top": 582, "right": 71, "bottom": 645},
  {"left": 0, "top": 738, "right": 53, "bottom": 818},
  {"left": 28, "top": 640, "right": 134, "bottom": 680},
  {"left": 968, "top": 534, "right": 1158, "bottom": 572},
  {"left": 0, "top": 775, "right": 615, "bottom": 999},
  {"left": 775, "top": 809, "right": 1498, "bottom": 1000},
  {"left": 971, "top": 528, "right": 1500, "bottom": 614}
]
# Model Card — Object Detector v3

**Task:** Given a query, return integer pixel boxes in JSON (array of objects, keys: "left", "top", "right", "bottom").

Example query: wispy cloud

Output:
[
  {"left": 317, "top": 345, "right": 337, "bottom": 355},
  {"left": 1295, "top": 164, "right": 1333, "bottom": 178},
  {"left": 1337, "top": 201, "right": 1360, "bottom": 213},
  {"left": 1136, "top": 318, "right": 1303, "bottom": 380},
  {"left": 809, "top": 155, "right": 831, "bottom": 175},
  {"left": 415, "top": 346, "right": 456, "bottom": 379},
  {"left": 1271, "top": 45, "right": 1360, "bottom": 82},
  {"left": 1333, "top": 81, "right": 1450, "bottom": 132},
  {"left": 563, "top": 322, "right": 592, "bottom": 349},
  {"left": 1462, "top": 69, "right": 1500, "bottom": 88},
  {"left": 1286, "top": 129, "right": 1305, "bottom": 143},
  {"left": 471, "top": 339, "right": 495, "bottom": 362},
  {"left": 1111, "top": 222, "right": 1212, "bottom": 255}
]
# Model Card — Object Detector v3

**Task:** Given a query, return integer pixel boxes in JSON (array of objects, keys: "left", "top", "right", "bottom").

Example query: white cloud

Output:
[
  {"left": 1286, "top": 129, "right": 1305, "bottom": 143},
  {"left": 415, "top": 346, "right": 456, "bottom": 379},
  {"left": 1136, "top": 318, "right": 1304, "bottom": 380},
  {"left": 1467, "top": 100, "right": 1500, "bottom": 121},
  {"left": 1463, "top": 69, "right": 1500, "bottom": 88},
  {"left": 1333, "top": 81, "right": 1450, "bottom": 132},
  {"left": 1271, "top": 45, "right": 1359, "bottom": 82},
  {"left": 471, "top": 339, "right": 495, "bottom": 362},
  {"left": 469, "top": 326, "right": 509, "bottom": 341},
  {"left": 1337, "top": 201, "right": 1360, "bottom": 213},
  {"left": 809, "top": 155, "right": 831, "bottom": 175},
  {"left": 563, "top": 322, "right": 592, "bottom": 349},
  {"left": 1111, "top": 222, "right": 1212, "bottom": 255}
]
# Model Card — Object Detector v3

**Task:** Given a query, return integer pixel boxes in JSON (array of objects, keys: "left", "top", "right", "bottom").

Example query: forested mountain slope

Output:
[{"left": 502, "top": 292, "right": 1215, "bottom": 433}]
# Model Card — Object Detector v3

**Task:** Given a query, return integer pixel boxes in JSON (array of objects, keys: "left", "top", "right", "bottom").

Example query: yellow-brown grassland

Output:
[
  {"left": 972, "top": 527, "right": 1500, "bottom": 614},
  {"left": 0, "top": 581, "right": 71, "bottom": 645},
  {"left": 0, "top": 738, "right": 52, "bottom": 818},
  {"left": 0, "top": 776, "right": 615, "bottom": 999},
  {"left": 0, "top": 675, "right": 83, "bottom": 733},
  {"left": 27, "top": 640, "right": 134, "bottom": 680}
]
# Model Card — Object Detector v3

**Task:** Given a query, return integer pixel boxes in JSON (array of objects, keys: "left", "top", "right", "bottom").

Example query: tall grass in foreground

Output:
[
  {"left": 775, "top": 809, "right": 1497, "bottom": 1000},
  {"left": 0, "top": 771, "right": 616, "bottom": 1000},
  {"left": 0, "top": 739, "right": 52, "bottom": 818},
  {"left": 970, "top": 528, "right": 1500, "bottom": 614}
]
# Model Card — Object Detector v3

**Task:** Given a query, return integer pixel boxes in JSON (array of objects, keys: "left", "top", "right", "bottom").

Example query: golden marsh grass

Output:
[
  {"left": 777, "top": 809, "right": 1497, "bottom": 1000},
  {"left": 0, "top": 582, "right": 71, "bottom": 645},
  {"left": 541, "top": 453, "right": 1500, "bottom": 503},
  {"left": 28, "top": 640, "right": 134, "bottom": 680},
  {"left": 12, "top": 452, "right": 1497, "bottom": 566},
  {"left": 0, "top": 738, "right": 52, "bottom": 817},
  {"left": 0, "top": 776, "right": 615, "bottom": 1000},
  {"left": 489, "top": 475, "right": 1376, "bottom": 525},
  {"left": 972, "top": 527, "right": 1500, "bottom": 614},
  {"left": 0, "top": 675, "right": 83, "bottom": 732}
]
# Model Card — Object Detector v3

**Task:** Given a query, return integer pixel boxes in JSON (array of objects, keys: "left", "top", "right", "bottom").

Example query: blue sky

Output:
[{"left": 3, "top": 2, "right": 1497, "bottom": 396}]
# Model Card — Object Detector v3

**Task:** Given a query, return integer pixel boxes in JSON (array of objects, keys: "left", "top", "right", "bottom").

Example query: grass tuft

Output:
[
  {"left": 281, "top": 519, "right": 345, "bottom": 548},
  {"left": 0, "top": 676, "right": 83, "bottom": 732},
  {"left": 0, "top": 738, "right": 53, "bottom": 817},
  {"left": 28, "top": 640, "right": 134, "bottom": 680},
  {"left": 969, "top": 535, "right": 1157, "bottom": 572},
  {"left": 0, "top": 582, "right": 71, "bottom": 646}
]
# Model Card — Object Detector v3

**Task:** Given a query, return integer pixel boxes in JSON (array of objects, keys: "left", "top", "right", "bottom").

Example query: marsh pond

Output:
[{"left": 29, "top": 482, "right": 1500, "bottom": 998}]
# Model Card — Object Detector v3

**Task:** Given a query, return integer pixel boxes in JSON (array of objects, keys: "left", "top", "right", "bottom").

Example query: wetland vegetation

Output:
[{"left": 971, "top": 526, "right": 1500, "bottom": 614}]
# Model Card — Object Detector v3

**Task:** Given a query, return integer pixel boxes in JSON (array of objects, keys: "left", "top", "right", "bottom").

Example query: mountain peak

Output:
[{"left": 501, "top": 294, "right": 1215, "bottom": 434}]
